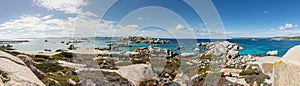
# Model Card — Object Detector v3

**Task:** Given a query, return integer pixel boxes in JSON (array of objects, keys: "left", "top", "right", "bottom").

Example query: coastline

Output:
[
  {"left": 5, "top": 37, "right": 300, "bottom": 57},
  {"left": 0, "top": 37, "right": 299, "bottom": 85}
]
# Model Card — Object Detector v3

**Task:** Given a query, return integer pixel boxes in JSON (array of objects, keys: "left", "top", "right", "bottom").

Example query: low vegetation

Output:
[
  {"left": 239, "top": 64, "right": 270, "bottom": 85},
  {"left": 34, "top": 55, "right": 51, "bottom": 62},
  {"left": 35, "top": 62, "right": 79, "bottom": 85},
  {"left": 41, "top": 68, "right": 79, "bottom": 86},
  {"left": 0, "top": 49, "right": 24, "bottom": 56},
  {"left": 239, "top": 69, "right": 260, "bottom": 75},
  {"left": 131, "top": 58, "right": 150, "bottom": 64},
  {"left": 35, "top": 55, "right": 50, "bottom": 59},
  {"left": 284, "top": 36, "right": 300, "bottom": 40},
  {"left": 52, "top": 52, "right": 74, "bottom": 62},
  {"left": 35, "top": 62, "right": 64, "bottom": 73},
  {"left": 132, "top": 59, "right": 148, "bottom": 64},
  {"left": 34, "top": 58, "right": 46, "bottom": 62},
  {"left": 6, "top": 51, "right": 22, "bottom": 56}
]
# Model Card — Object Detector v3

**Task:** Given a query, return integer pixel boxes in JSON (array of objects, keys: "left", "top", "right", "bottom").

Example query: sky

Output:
[{"left": 0, "top": 0, "right": 300, "bottom": 39}]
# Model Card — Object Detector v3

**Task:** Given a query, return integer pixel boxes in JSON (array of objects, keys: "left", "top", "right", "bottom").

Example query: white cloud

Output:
[
  {"left": 239, "top": 24, "right": 300, "bottom": 37},
  {"left": 174, "top": 24, "right": 186, "bottom": 30},
  {"left": 0, "top": 0, "right": 103, "bottom": 38},
  {"left": 2, "top": 0, "right": 223, "bottom": 39},
  {"left": 33, "top": 0, "right": 88, "bottom": 14},
  {"left": 278, "top": 23, "right": 297, "bottom": 31},
  {"left": 0, "top": 13, "right": 145, "bottom": 38},
  {"left": 42, "top": 15, "right": 53, "bottom": 20},
  {"left": 121, "top": 25, "right": 139, "bottom": 30},
  {"left": 137, "top": 17, "right": 150, "bottom": 21},
  {"left": 137, "top": 17, "right": 145, "bottom": 21},
  {"left": 0, "top": 15, "right": 73, "bottom": 31},
  {"left": 270, "top": 28, "right": 276, "bottom": 31}
]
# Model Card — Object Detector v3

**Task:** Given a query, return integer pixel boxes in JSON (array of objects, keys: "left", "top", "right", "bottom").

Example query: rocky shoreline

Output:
[{"left": 0, "top": 39, "right": 298, "bottom": 86}]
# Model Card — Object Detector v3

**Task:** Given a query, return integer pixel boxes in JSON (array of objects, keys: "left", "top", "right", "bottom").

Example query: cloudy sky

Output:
[{"left": 0, "top": 0, "right": 300, "bottom": 39}]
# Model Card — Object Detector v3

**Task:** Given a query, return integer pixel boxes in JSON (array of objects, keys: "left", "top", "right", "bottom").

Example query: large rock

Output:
[
  {"left": 67, "top": 79, "right": 77, "bottom": 86},
  {"left": 17, "top": 55, "right": 35, "bottom": 68},
  {"left": 16, "top": 55, "right": 46, "bottom": 79},
  {"left": 46, "top": 78, "right": 60, "bottom": 86},
  {"left": 0, "top": 50, "right": 45, "bottom": 86},
  {"left": 273, "top": 45, "right": 300, "bottom": 86},
  {"left": 266, "top": 50, "right": 278, "bottom": 56},
  {"left": 116, "top": 64, "right": 155, "bottom": 86}
]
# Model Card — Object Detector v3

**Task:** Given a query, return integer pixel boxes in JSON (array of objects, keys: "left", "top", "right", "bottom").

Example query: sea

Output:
[{"left": 1, "top": 38, "right": 300, "bottom": 57}]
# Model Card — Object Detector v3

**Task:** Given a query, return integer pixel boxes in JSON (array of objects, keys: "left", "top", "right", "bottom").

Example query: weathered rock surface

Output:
[
  {"left": 116, "top": 64, "right": 155, "bottom": 86},
  {"left": 273, "top": 45, "right": 300, "bottom": 86},
  {"left": 199, "top": 41, "right": 244, "bottom": 70},
  {"left": 0, "top": 50, "right": 45, "bottom": 86},
  {"left": 17, "top": 55, "right": 35, "bottom": 68},
  {"left": 46, "top": 78, "right": 60, "bottom": 86},
  {"left": 16, "top": 55, "right": 47, "bottom": 79},
  {"left": 198, "top": 41, "right": 271, "bottom": 86}
]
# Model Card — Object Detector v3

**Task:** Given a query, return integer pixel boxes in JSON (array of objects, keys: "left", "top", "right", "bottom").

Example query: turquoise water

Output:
[
  {"left": 125, "top": 39, "right": 300, "bottom": 57},
  {"left": 227, "top": 39, "right": 300, "bottom": 57},
  {"left": 1, "top": 38, "right": 96, "bottom": 53},
  {"left": 2, "top": 38, "right": 300, "bottom": 57},
  {"left": 123, "top": 39, "right": 206, "bottom": 54}
]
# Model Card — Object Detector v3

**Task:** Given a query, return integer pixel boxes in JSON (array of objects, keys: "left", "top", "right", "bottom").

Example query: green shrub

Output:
[
  {"left": 45, "top": 75, "right": 79, "bottom": 86},
  {"left": 204, "top": 54, "right": 213, "bottom": 59},
  {"left": 165, "top": 61, "right": 181, "bottom": 69},
  {"left": 52, "top": 52, "right": 74, "bottom": 60},
  {"left": 34, "top": 58, "right": 45, "bottom": 62},
  {"left": 36, "top": 62, "right": 64, "bottom": 73},
  {"left": 132, "top": 60, "right": 147, "bottom": 64},
  {"left": 1, "top": 50, "right": 22, "bottom": 56},
  {"left": 240, "top": 69, "right": 260, "bottom": 75},
  {"left": 35, "top": 55, "right": 50, "bottom": 59},
  {"left": 198, "top": 65, "right": 210, "bottom": 74}
]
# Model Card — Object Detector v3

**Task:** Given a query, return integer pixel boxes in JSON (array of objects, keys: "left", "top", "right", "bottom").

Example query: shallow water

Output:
[
  {"left": 3, "top": 38, "right": 300, "bottom": 57},
  {"left": 228, "top": 39, "right": 300, "bottom": 57}
]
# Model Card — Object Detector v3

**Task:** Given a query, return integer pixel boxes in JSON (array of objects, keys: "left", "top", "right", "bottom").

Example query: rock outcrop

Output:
[
  {"left": 199, "top": 41, "right": 244, "bottom": 69},
  {"left": 95, "top": 57, "right": 116, "bottom": 69},
  {"left": 273, "top": 45, "right": 300, "bottom": 86},
  {"left": 116, "top": 64, "right": 155, "bottom": 86},
  {"left": 0, "top": 50, "right": 45, "bottom": 86},
  {"left": 17, "top": 55, "right": 35, "bottom": 68},
  {"left": 46, "top": 78, "right": 60, "bottom": 86},
  {"left": 266, "top": 50, "right": 278, "bottom": 56},
  {"left": 198, "top": 41, "right": 270, "bottom": 86},
  {"left": 17, "top": 54, "right": 47, "bottom": 79}
]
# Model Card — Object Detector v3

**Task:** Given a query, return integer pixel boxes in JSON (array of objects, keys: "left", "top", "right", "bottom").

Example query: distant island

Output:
[
  {"left": 270, "top": 36, "right": 300, "bottom": 40},
  {"left": 118, "top": 36, "right": 170, "bottom": 44},
  {"left": 282, "top": 36, "right": 300, "bottom": 40},
  {"left": 233, "top": 36, "right": 300, "bottom": 41}
]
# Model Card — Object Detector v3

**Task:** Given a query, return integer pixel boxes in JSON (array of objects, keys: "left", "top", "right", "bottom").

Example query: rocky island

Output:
[
  {"left": 119, "top": 36, "right": 170, "bottom": 44},
  {"left": 270, "top": 36, "right": 300, "bottom": 40}
]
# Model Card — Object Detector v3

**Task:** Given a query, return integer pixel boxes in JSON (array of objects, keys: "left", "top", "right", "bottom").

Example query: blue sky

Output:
[
  {"left": 214, "top": 0, "right": 300, "bottom": 33},
  {"left": 0, "top": 0, "right": 300, "bottom": 39}
]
